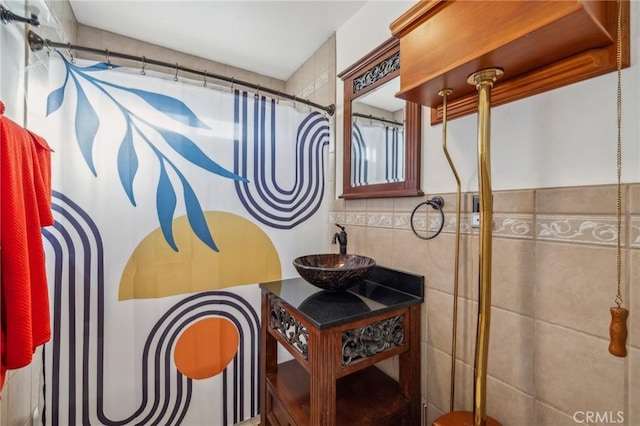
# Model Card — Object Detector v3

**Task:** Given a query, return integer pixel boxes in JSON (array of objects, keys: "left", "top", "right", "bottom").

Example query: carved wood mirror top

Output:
[{"left": 338, "top": 38, "right": 423, "bottom": 199}]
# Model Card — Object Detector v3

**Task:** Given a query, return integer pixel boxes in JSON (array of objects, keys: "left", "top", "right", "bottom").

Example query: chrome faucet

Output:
[{"left": 332, "top": 223, "right": 347, "bottom": 255}]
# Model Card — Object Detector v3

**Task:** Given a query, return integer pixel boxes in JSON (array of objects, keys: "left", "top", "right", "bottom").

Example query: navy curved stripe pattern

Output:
[
  {"left": 385, "top": 126, "right": 403, "bottom": 183},
  {"left": 233, "top": 90, "right": 330, "bottom": 229},
  {"left": 41, "top": 191, "right": 260, "bottom": 425},
  {"left": 351, "top": 123, "right": 368, "bottom": 186}
]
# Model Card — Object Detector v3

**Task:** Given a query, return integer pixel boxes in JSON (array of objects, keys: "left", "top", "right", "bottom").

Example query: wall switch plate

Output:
[{"left": 471, "top": 195, "right": 480, "bottom": 228}]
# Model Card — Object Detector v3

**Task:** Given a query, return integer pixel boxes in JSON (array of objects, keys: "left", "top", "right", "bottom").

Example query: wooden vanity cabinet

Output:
[{"left": 259, "top": 270, "right": 423, "bottom": 426}]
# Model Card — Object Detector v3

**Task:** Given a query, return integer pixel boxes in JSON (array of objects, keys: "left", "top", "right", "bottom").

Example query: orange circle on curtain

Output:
[{"left": 174, "top": 317, "right": 239, "bottom": 380}]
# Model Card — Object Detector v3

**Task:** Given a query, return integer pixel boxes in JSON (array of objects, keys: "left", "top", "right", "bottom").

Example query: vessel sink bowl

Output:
[{"left": 292, "top": 254, "right": 376, "bottom": 291}]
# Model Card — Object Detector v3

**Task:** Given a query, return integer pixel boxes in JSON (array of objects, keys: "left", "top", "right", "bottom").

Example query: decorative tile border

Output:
[
  {"left": 439, "top": 213, "right": 473, "bottom": 235},
  {"left": 393, "top": 212, "right": 413, "bottom": 230},
  {"left": 329, "top": 211, "right": 636, "bottom": 247},
  {"left": 299, "top": 83, "right": 314, "bottom": 100},
  {"left": 367, "top": 212, "right": 395, "bottom": 228},
  {"left": 329, "top": 212, "right": 346, "bottom": 225},
  {"left": 314, "top": 70, "right": 329, "bottom": 90},
  {"left": 394, "top": 212, "right": 474, "bottom": 235},
  {"left": 332, "top": 211, "right": 533, "bottom": 238},
  {"left": 345, "top": 212, "right": 367, "bottom": 226},
  {"left": 296, "top": 71, "right": 329, "bottom": 101},
  {"left": 536, "top": 215, "right": 621, "bottom": 246},
  {"left": 493, "top": 214, "right": 534, "bottom": 240}
]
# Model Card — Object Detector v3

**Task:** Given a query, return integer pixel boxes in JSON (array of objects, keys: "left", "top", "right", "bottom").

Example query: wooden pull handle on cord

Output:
[{"left": 608, "top": 307, "right": 628, "bottom": 357}]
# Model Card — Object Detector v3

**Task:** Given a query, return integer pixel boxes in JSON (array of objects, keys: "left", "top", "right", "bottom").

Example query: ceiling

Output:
[{"left": 66, "top": 0, "right": 368, "bottom": 81}]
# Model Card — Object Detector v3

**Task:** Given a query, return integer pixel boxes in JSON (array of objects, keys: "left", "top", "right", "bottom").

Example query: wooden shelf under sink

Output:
[{"left": 266, "top": 360, "right": 410, "bottom": 426}]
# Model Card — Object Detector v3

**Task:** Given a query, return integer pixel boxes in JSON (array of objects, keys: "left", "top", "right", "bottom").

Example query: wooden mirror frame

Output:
[{"left": 338, "top": 38, "right": 423, "bottom": 200}]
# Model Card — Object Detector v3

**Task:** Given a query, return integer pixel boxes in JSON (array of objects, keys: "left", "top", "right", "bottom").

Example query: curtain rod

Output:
[
  {"left": 0, "top": 5, "right": 40, "bottom": 26},
  {"left": 352, "top": 112, "right": 403, "bottom": 127},
  {"left": 27, "top": 30, "right": 335, "bottom": 116}
]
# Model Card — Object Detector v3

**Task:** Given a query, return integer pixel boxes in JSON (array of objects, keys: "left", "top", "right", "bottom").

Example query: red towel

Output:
[{"left": 0, "top": 101, "right": 54, "bottom": 390}]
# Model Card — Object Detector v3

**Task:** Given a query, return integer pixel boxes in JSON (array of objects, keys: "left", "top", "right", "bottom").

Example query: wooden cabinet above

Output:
[{"left": 390, "top": 0, "right": 630, "bottom": 124}]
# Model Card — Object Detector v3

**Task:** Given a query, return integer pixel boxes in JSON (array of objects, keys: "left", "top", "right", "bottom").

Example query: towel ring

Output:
[{"left": 410, "top": 196, "right": 445, "bottom": 240}]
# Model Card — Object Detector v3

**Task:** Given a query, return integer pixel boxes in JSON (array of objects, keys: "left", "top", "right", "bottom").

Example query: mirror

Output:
[
  {"left": 338, "top": 38, "right": 422, "bottom": 199},
  {"left": 351, "top": 77, "right": 405, "bottom": 186}
]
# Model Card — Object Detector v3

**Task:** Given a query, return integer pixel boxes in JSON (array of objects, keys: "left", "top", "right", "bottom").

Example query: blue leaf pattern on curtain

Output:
[
  {"left": 155, "top": 126, "right": 248, "bottom": 182},
  {"left": 179, "top": 173, "right": 218, "bottom": 251},
  {"left": 156, "top": 157, "right": 179, "bottom": 251},
  {"left": 79, "top": 62, "right": 118, "bottom": 72},
  {"left": 117, "top": 122, "right": 138, "bottom": 205},
  {"left": 46, "top": 74, "right": 68, "bottom": 116},
  {"left": 128, "top": 89, "right": 210, "bottom": 128},
  {"left": 72, "top": 73, "right": 100, "bottom": 176},
  {"left": 45, "top": 53, "right": 247, "bottom": 251}
]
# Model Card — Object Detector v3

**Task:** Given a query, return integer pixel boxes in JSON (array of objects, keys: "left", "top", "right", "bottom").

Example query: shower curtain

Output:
[
  {"left": 351, "top": 121, "right": 404, "bottom": 186},
  {"left": 26, "top": 54, "right": 330, "bottom": 426}
]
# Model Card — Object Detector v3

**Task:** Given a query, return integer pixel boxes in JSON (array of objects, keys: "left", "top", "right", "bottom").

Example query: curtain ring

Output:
[
  {"left": 203, "top": 70, "right": 207, "bottom": 87},
  {"left": 67, "top": 43, "right": 75, "bottom": 64},
  {"left": 141, "top": 56, "right": 146, "bottom": 75},
  {"left": 105, "top": 49, "right": 111, "bottom": 69},
  {"left": 255, "top": 84, "right": 260, "bottom": 99},
  {"left": 276, "top": 91, "right": 280, "bottom": 104},
  {"left": 174, "top": 63, "right": 179, "bottom": 81},
  {"left": 230, "top": 77, "right": 235, "bottom": 93}
]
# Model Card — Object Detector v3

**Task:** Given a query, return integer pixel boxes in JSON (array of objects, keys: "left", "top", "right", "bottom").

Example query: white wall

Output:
[{"left": 336, "top": 1, "right": 640, "bottom": 195}]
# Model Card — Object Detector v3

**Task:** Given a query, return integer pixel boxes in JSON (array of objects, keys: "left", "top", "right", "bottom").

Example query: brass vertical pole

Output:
[
  {"left": 467, "top": 68, "right": 503, "bottom": 426},
  {"left": 438, "top": 88, "right": 461, "bottom": 413}
]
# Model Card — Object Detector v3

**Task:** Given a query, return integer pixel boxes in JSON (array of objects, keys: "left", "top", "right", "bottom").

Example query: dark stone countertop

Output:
[{"left": 260, "top": 265, "right": 424, "bottom": 330}]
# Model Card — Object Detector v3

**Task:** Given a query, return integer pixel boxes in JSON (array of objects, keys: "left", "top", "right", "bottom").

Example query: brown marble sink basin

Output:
[{"left": 292, "top": 254, "right": 376, "bottom": 291}]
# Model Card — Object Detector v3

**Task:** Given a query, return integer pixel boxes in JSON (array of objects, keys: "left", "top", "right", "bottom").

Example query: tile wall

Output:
[
  {"left": 285, "top": 33, "right": 336, "bottom": 111},
  {"left": 327, "top": 183, "right": 639, "bottom": 425}
]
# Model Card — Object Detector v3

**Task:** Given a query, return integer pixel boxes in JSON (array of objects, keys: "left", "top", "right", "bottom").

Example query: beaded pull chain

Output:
[{"left": 608, "top": 0, "right": 628, "bottom": 358}]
